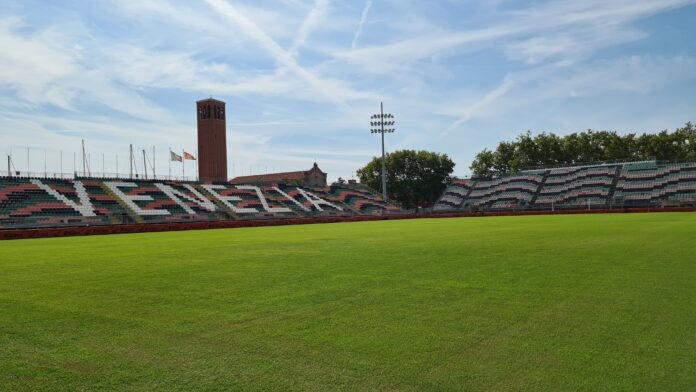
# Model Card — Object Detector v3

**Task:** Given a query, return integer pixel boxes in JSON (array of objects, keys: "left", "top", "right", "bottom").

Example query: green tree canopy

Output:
[
  {"left": 470, "top": 122, "right": 696, "bottom": 177},
  {"left": 357, "top": 150, "right": 455, "bottom": 209}
]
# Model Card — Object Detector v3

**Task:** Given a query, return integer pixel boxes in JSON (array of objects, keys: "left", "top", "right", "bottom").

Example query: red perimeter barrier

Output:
[{"left": 1, "top": 207, "right": 695, "bottom": 240}]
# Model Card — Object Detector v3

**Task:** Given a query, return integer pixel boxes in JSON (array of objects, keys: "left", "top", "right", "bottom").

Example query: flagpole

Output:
[
  {"left": 182, "top": 149, "right": 185, "bottom": 181},
  {"left": 168, "top": 148, "right": 171, "bottom": 180}
]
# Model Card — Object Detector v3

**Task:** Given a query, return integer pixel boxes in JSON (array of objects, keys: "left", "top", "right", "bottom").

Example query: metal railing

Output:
[{"left": 2, "top": 171, "right": 199, "bottom": 182}]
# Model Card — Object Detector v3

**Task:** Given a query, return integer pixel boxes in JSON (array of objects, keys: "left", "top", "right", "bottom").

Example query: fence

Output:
[{"left": 3, "top": 171, "right": 199, "bottom": 182}]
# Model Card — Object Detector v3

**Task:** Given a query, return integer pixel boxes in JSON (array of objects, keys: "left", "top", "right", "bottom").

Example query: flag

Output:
[
  {"left": 170, "top": 151, "right": 182, "bottom": 162},
  {"left": 184, "top": 151, "right": 196, "bottom": 160}
]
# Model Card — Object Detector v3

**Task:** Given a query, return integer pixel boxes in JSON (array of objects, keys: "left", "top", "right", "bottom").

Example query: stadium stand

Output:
[
  {"left": 433, "top": 179, "right": 473, "bottom": 210},
  {"left": 460, "top": 174, "right": 544, "bottom": 211},
  {"left": 326, "top": 184, "right": 400, "bottom": 214},
  {"left": 614, "top": 162, "right": 696, "bottom": 207},
  {"left": 0, "top": 177, "right": 400, "bottom": 229},
  {"left": 535, "top": 165, "right": 618, "bottom": 209},
  {"left": 434, "top": 160, "right": 696, "bottom": 211}
]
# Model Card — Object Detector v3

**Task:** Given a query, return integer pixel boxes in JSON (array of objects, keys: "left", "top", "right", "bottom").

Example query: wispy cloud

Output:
[
  {"left": 205, "top": 0, "right": 360, "bottom": 107},
  {"left": 290, "top": 0, "right": 330, "bottom": 56},
  {"left": 334, "top": 0, "right": 696, "bottom": 73},
  {"left": 441, "top": 76, "right": 514, "bottom": 137},
  {"left": 351, "top": 0, "right": 372, "bottom": 50},
  {"left": 0, "top": 17, "right": 76, "bottom": 109}
]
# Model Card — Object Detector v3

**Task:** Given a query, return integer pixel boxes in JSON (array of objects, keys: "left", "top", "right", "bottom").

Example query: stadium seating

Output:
[
  {"left": 614, "top": 162, "right": 696, "bottom": 206},
  {"left": 458, "top": 175, "right": 544, "bottom": 211},
  {"left": 0, "top": 178, "right": 116, "bottom": 228},
  {"left": 326, "top": 184, "right": 401, "bottom": 214},
  {"left": 535, "top": 166, "right": 618, "bottom": 209},
  {"left": 435, "top": 160, "right": 696, "bottom": 211},
  {"left": 0, "top": 177, "right": 400, "bottom": 229},
  {"left": 433, "top": 179, "right": 473, "bottom": 210}
]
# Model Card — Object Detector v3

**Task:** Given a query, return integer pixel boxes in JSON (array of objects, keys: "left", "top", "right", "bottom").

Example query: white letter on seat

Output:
[
  {"left": 31, "top": 179, "right": 96, "bottom": 217},
  {"left": 104, "top": 182, "right": 169, "bottom": 216},
  {"left": 271, "top": 186, "right": 310, "bottom": 212},
  {"left": 236, "top": 185, "right": 291, "bottom": 213},
  {"left": 154, "top": 184, "right": 216, "bottom": 214},
  {"left": 201, "top": 184, "right": 258, "bottom": 213},
  {"left": 295, "top": 188, "right": 342, "bottom": 211}
]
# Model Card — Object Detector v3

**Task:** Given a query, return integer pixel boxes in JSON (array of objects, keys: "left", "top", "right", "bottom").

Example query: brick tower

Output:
[{"left": 196, "top": 98, "right": 228, "bottom": 182}]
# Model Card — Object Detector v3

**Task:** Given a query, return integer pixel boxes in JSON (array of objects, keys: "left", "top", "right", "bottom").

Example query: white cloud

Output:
[
  {"left": 351, "top": 0, "right": 372, "bottom": 50},
  {"left": 505, "top": 27, "right": 647, "bottom": 65},
  {"left": 0, "top": 17, "right": 77, "bottom": 108},
  {"left": 439, "top": 55, "right": 696, "bottom": 136},
  {"left": 441, "top": 76, "right": 514, "bottom": 136},
  {"left": 205, "top": 0, "right": 352, "bottom": 106},
  {"left": 290, "top": 0, "right": 330, "bottom": 56},
  {"left": 332, "top": 0, "right": 696, "bottom": 73},
  {"left": 535, "top": 55, "right": 696, "bottom": 98}
]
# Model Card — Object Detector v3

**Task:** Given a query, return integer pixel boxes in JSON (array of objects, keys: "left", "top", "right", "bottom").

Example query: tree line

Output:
[
  {"left": 352, "top": 123, "right": 695, "bottom": 208},
  {"left": 470, "top": 122, "right": 696, "bottom": 178}
]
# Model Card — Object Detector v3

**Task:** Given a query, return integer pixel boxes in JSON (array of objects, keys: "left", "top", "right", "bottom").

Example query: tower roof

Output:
[{"left": 196, "top": 97, "right": 226, "bottom": 104}]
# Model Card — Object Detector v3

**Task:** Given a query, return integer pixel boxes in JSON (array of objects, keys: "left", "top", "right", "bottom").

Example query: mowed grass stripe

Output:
[{"left": 1, "top": 213, "right": 695, "bottom": 391}]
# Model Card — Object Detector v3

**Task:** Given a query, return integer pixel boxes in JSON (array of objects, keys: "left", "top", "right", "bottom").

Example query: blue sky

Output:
[{"left": 1, "top": 0, "right": 696, "bottom": 181}]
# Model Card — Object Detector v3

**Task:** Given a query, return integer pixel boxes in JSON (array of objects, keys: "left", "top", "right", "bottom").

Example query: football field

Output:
[{"left": 1, "top": 213, "right": 695, "bottom": 391}]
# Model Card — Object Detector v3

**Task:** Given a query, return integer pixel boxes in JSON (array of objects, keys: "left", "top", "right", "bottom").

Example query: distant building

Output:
[{"left": 230, "top": 163, "right": 327, "bottom": 186}]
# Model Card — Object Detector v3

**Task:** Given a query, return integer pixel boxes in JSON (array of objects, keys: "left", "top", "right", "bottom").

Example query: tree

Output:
[
  {"left": 356, "top": 150, "right": 455, "bottom": 209},
  {"left": 469, "top": 123, "right": 694, "bottom": 177},
  {"left": 470, "top": 149, "right": 495, "bottom": 178}
]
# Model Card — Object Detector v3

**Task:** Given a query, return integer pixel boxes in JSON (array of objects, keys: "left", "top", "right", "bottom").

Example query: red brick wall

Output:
[
  {"left": 197, "top": 99, "right": 228, "bottom": 182},
  {"left": 1, "top": 207, "right": 694, "bottom": 241}
]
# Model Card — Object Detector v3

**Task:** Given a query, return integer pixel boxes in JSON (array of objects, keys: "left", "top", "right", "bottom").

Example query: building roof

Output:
[
  {"left": 230, "top": 163, "right": 326, "bottom": 184},
  {"left": 230, "top": 171, "right": 306, "bottom": 184}
]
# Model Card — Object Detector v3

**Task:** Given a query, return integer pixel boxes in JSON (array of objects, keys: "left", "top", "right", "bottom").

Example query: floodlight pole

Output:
[
  {"left": 371, "top": 102, "right": 396, "bottom": 202},
  {"left": 129, "top": 144, "right": 133, "bottom": 179},
  {"left": 379, "top": 102, "right": 387, "bottom": 201},
  {"left": 82, "top": 139, "right": 86, "bottom": 177},
  {"left": 142, "top": 149, "right": 147, "bottom": 180}
]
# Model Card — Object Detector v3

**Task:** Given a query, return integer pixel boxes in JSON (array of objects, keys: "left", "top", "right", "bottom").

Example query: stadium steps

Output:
[
  {"left": 106, "top": 213, "right": 122, "bottom": 225},
  {"left": 193, "top": 184, "right": 238, "bottom": 220},
  {"left": 433, "top": 180, "right": 473, "bottom": 210},
  {"left": 460, "top": 182, "right": 475, "bottom": 209},
  {"left": 529, "top": 171, "right": 549, "bottom": 206},
  {"left": 340, "top": 200, "right": 363, "bottom": 215},
  {"left": 99, "top": 183, "right": 144, "bottom": 224},
  {"left": 606, "top": 166, "right": 622, "bottom": 207}
]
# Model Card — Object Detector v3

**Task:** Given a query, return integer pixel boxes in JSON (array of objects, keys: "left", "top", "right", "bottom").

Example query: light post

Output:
[{"left": 370, "top": 102, "right": 395, "bottom": 201}]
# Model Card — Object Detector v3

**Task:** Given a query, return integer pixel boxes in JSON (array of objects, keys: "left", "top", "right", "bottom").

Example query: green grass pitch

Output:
[{"left": 1, "top": 213, "right": 696, "bottom": 391}]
